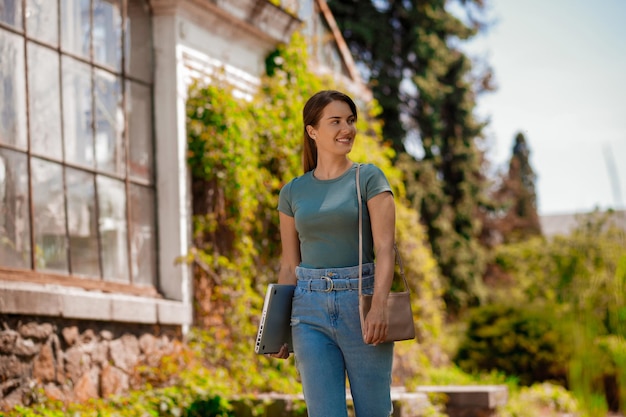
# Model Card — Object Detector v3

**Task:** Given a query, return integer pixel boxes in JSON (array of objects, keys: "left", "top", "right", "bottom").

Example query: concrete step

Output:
[
  {"left": 230, "top": 385, "right": 508, "bottom": 417},
  {"left": 230, "top": 388, "right": 431, "bottom": 417},
  {"left": 416, "top": 385, "right": 509, "bottom": 417}
]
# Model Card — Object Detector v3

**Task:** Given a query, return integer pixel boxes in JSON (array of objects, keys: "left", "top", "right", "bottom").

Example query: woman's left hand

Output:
[{"left": 363, "top": 305, "right": 388, "bottom": 346}]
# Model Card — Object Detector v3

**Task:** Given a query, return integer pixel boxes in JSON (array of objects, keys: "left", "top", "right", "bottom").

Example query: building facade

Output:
[{"left": 0, "top": 0, "right": 364, "bottom": 409}]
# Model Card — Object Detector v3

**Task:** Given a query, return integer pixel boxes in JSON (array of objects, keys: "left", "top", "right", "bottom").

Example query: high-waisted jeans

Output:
[{"left": 292, "top": 263, "right": 393, "bottom": 417}]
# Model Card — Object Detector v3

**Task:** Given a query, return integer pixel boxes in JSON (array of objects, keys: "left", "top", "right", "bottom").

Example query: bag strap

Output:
[
  {"left": 356, "top": 164, "right": 410, "bottom": 297},
  {"left": 357, "top": 164, "right": 363, "bottom": 296}
]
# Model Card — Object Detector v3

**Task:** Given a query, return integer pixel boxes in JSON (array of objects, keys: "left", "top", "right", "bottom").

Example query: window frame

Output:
[{"left": 0, "top": 0, "right": 158, "bottom": 295}]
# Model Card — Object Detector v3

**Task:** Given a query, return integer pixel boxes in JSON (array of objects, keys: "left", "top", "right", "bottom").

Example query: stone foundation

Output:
[{"left": 0, "top": 315, "right": 181, "bottom": 411}]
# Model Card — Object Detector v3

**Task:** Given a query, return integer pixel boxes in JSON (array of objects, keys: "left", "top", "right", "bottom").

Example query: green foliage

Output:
[
  {"left": 454, "top": 304, "right": 571, "bottom": 386},
  {"left": 186, "top": 396, "right": 234, "bottom": 417},
  {"left": 329, "top": 0, "right": 493, "bottom": 315},
  {"left": 488, "top": 212, "right": 626, "bottom": 346},
  {"left": 421, "top": 365, "right": 510, "bottom": 387},
  {"left": 185, "top": 27, "right": 446, "bottom": 400},
  {"left": 9, "top": 25, "right": 448, "bottom": 417},
  {"left": 4, "top": 369, "right": 235, "bottom": 417},
  {"left": 185, "top": 327, "right": 301, "bottom": 395},
  {"left": 501, "top": 383, "right": 582, "bottom": 417},
  {"left": 480, "top": 211, "right": 626, "bottom": 413},
  {"left": 185, "top": 37, "right": 320, "bottom": 399},
  {"left": 597, "top": 334, "right": 626, "bottom": 408},
  {"left": 395, "top": 203, "right": 445, "bottom": 349},
  {"left": 3, "top": 344, "right": 304, "bottom": 417}
]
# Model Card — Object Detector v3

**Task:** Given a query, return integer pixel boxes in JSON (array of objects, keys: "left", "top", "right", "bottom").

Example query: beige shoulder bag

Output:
[{"left": 356, "top": 164, "right": 416, "bottom": 343}]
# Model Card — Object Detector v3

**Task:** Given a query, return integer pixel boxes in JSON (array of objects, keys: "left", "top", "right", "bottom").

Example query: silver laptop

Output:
[{"left": 255, "top": 284, "right": 295, "bottom": 354}]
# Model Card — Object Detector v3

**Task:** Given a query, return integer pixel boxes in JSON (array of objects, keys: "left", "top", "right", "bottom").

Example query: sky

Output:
[{"left": 465, "top": 0, "right": 626, "bottom": 215}]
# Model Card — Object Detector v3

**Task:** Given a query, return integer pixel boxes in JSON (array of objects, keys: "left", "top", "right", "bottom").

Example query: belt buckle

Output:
[{"left": 321, "top": 276, "right": 334, "bottom": 292}]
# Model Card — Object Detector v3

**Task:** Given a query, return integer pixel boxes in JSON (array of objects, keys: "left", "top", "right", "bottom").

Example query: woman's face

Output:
[{"left": 308, "top": 100, "right": 356, "bottom": 157}]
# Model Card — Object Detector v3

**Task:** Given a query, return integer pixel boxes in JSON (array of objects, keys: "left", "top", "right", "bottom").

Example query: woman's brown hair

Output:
[{"left": 302, "top": 90, "right": 358, "bottom": 173}]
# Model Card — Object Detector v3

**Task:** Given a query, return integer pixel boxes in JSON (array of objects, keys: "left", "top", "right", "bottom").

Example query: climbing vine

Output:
[{"left": 185, "top": 31, "right": 446, "bottom": 393}]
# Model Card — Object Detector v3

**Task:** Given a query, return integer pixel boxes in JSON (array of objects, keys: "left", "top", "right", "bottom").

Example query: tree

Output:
[
  {"left": 490, "top": 132, "right": 542, "bottom": 244},
  {"left": 328, "top": 0, "right": 494, "bottom": 314}
]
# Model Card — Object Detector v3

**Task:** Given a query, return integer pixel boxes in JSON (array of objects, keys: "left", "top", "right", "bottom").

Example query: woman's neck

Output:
[{"left": 313, "top": 158, "right": 353, "bottom": 180}]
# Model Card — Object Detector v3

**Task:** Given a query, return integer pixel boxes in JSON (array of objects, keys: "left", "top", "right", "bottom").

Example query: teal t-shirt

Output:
[{"left": 278, "top": 163, "right": 392, "bottom": 268}]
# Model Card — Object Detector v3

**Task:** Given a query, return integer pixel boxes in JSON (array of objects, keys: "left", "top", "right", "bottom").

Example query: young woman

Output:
[{"left": 271, "top": 90, "right": 396, "bottom": 417}]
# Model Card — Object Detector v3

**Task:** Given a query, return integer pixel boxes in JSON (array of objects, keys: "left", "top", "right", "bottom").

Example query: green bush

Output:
[
  {"left": 4, "top": 389, "right": 234, "bottom": 417},
  {"left": 186, "top": 396, "right": 235, "bottom": 417},
  {"left": 454, "top": 304, "right": 571, "bottom": 386},
  {"left": 501, "top": 382, "right": 581, "bottom": 417},
  {"left": 486, "top": 212, "right": 626, "bottom": 414}
]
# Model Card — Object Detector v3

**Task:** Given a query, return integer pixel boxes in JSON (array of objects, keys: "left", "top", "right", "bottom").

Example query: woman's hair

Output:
[{"left": 302, "top": 90, "right": 357, "bottom": 173}]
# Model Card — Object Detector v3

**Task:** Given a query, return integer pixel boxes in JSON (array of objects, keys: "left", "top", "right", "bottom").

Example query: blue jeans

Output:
[{"left": 292, "top": 263, "right": 394, "bottom": 417}]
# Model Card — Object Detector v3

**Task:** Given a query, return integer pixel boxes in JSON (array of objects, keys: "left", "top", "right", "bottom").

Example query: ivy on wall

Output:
[{"left": 185, "top": 32, "right": 446, "bottom": 392}]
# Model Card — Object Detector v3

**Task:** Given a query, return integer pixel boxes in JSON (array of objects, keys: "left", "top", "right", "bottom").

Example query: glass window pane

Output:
[
  {"left": 26, "top": 0, "right": 58, "bottom": 46},
  {"left": 127, "top": 81, "right": 153, "bottom": 181},
  {"left": 126, "top": 0, "right": 152, "bottom": 82},
  {"left": 97, "top": 175, "right": 129, "bottom": 282},
  {"left": 61, "top": 0, "right": 90, "bottom": 59},
  {"left": 63, "top": 56, "right": 94, "bottom": 168},
  {"left": 1, "top": 0, "right": 157, "bottom": 287},
  {"left": 31, "top": 158, "right": 68, "bottom": 273},
  {"left": 0, "top": 31, "right": 27, "bottom": 149},
  {"left": 94, "top": 0, "right": 122, "bottom": 71},
  {"left": 129, "top": 184, "right": 155, "bottom": 285},
  {"left": 28, "top": 42, "right": 62, "bottom": 160},
  {"left": 0, "top": 148, "right": 31, "bottom": 269},
  {"left": 0, "top": 0, "right": 23, "bottom": 30},
  {"left": 67, "top": 168, "right": 100, "bottom": 277},
  {"left": 95, "top": 69, "right": 124, "bottom": 175}
]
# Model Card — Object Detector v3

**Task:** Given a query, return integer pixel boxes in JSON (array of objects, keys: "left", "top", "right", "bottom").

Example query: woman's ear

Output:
[{"left": 306, "top": 125, "right": 316, "bottom": 139}]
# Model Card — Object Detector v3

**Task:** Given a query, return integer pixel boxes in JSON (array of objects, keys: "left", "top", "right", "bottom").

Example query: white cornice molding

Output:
[
  {"left": 150, "top": 0, "right": 178, "bottom": 15},
  {"left": 150, "top": 0, "right": 301, "bottom": 44}
]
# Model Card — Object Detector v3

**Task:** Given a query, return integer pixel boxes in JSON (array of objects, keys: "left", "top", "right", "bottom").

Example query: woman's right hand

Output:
[{"left": 267, "top": 343, "right": 290, "bottom": 359}]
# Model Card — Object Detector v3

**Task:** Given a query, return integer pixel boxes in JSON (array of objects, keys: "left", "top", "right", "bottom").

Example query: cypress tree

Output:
[{"left": 492, "top": 132, "right": 542, "bottom": 243}]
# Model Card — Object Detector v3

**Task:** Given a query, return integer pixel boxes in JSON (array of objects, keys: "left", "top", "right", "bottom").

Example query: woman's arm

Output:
[
  {"left": 363, "top": 190, "right": 396, "bottom": 345},
  {"left": 269, "top": 212, "right": 300, "bottom": 359},
  {"left": 277, "top": 212, "right": 300, "bottom": 285}
]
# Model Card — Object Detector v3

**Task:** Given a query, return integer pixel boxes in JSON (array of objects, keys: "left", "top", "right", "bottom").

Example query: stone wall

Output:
[{"left": 0, "top": 315, "right": 182, "bottom": 411}]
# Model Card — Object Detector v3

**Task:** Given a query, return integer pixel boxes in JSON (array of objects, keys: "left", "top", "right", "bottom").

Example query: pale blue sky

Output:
[{"left": 468, "top": 0, "right": 626, "bottom": 215}]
